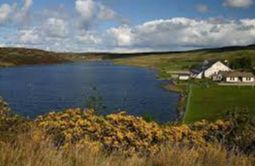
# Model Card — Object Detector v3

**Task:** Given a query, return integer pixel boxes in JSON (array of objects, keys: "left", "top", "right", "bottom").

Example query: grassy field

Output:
[
  {"left": 114, "top": 50, "right": 255, "bottom": 70},
  {"left": 183, "top": 85, "right": 255, "bottom": 124}
]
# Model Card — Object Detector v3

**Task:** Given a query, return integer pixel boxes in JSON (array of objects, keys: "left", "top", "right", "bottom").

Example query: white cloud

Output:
[
  {"left": 43, "top": 18, "right": 68, "bottom": 38},
  {"left": 0, "top": 4, "right": 12, "bottom": 23},
  {"left": 196, "top": 4, "right": 209, "bottom": 13},
  {"left": 19, "top": 29, "right": 40, "bottom": 44},
  {"left": 108, "top": 26, "right": 134, "bottom": 46},
  {"left": 1, "top": 0, "right": 255, "bottom": 52},
  {"left": 0, "top": 0, "right": 33, "bottom": 25},
  {"left": 98, "top": 5, "right": 116, "bottom": 20},
  {"left": 77, "top": 32, "right": 102, "bottom": 45},
  {"left": 75, "top": 0, "right": 96, "bottom": 23},
  {"left": 23, "top": 0, "right": 33, "bottom": 11},
  {"left": 107, "top": 18, "right": 255, "bottom": 50},
  {"left": 14, "top": 0, "right": 33, "bottom": 23},
  {"left": 17, "top": 17, "right": 68, "bottom": 45},
  {"left": 75, "top": 0, "right": 120, "bottom": 29},
  {"left": 223, "top": 0, "right": 253, "bottom": 8},
  {"left": 10, "top": 17, "right": 255, "bottom": 52}
]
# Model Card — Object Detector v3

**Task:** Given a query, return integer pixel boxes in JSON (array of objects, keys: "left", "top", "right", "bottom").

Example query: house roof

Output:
[
  {"left": 191, "top": 69, "right": 202, "bottom": 74},
  {"left": 224, "top": 71, "right": 254, "bottom": 77},
  {"left": 166, "top": 71, "right": 191, "bottom": 74},
  {"left": 191, "top": 60, "right": 228, "bottom": 74},
  {"left": 178, "top": 73, "right": 190, "bottom": 76}
]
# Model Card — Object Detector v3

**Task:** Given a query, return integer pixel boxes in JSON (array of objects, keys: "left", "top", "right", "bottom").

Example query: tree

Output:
[{"left": 230, "top": 57, "right": 252, "bottom": 70}]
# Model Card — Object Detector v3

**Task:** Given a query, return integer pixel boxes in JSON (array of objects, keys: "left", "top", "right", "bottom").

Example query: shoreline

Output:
[
  {"left": 113, "top": 59, "right": 187, "bottom": 123},
  {"left": 162, "top": 81, "right": 188, "bottom": 122}
]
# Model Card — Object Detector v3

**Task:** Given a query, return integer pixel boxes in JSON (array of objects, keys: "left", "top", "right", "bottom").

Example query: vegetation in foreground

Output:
[
  {"left": 0, "top": 98, "right": 254, "bottom": 166},
  {"left": 184, "top": 85, "right": 255, "bottom": 124},
  {"left": 1, "top": 138, "right": 254, "bottom": 166}
]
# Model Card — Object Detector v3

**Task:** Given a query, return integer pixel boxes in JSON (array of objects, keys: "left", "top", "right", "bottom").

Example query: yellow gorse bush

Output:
[
  {"left": 1, "top": 97, "right": 253, "bottom": 156},
  {"left": 35, "top": 108, "right": 233, "bottom": 155},
  {"left": 0, "top": 98, "right": 32, "bottom": 142}
]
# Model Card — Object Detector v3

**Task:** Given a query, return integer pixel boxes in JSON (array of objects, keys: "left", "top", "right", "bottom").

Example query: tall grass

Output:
[{"left": 0, "top": 135, "right": 254, "bottom": 166}]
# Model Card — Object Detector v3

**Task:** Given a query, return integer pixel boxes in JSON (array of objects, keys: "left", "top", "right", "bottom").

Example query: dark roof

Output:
[
  {"left": 224, "top": 71, "right": 254, "bottom": 77},
  {"left": 218, "top": 71, "right": 230, "bottom": 76},
  {"left": 178, "top": 73, "right": 190, "bottom": 76},
  {"left": 167, "top": 71, "right": 190, "bottom": 74},
  {"left": 191, "top": 69, "right": 202, "bottom": 74}
]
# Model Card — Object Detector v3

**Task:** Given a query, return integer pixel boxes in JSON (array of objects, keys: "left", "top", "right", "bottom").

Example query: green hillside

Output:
[
  {"left": 113, "top": 45, "right": 255, "bottom": 70},
  {"left": 1, "top": 44, "right": 255, "bottom": 68}
]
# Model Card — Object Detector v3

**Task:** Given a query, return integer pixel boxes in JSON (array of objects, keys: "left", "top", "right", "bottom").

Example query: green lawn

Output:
[{"left": 183, "top": 85, "right": 255, "bottom": 124}]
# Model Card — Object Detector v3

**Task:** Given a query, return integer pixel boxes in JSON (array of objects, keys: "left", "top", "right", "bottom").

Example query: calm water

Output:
[{"left": 0, "top": 62, "right": 179, "bottom": 123}]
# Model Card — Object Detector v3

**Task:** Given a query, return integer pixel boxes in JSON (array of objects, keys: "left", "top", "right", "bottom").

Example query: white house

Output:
[
  {"left": 224, "top": 71, "right": 254, "bottom": 83},
  {"left": 191, "top": 60, "right": 231, "bottom": 79}
]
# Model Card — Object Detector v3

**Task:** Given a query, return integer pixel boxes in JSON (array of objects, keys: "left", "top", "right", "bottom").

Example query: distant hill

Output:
[
  {"left": 0, "top": 47, "right": 104, "bottom": 67},
  {"left": 0, "top": 47, "right": 67, "bottom": 67},
  {"left": 104, "top": 44, "right": 255, "bottom": 58},
  {"left": 190, "top": 44, "right": 255, "bottom": 53},
  {"left": 110, "top": 44, "right": 255, "bottom": 70},
  {"left": 0, "top": 44, "right": 255, "bottom": 67}
]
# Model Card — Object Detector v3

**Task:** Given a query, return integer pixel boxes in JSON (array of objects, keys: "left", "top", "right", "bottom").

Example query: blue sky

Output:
[{"left": 0, "top": 0, "right": 255, "bottom": 52}]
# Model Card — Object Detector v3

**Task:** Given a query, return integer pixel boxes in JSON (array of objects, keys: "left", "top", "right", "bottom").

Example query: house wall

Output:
[
  {"left": 204, "top": 61, "right": 231, "bottom": 78},
  {"left": 242, "top": 77, "right": 255, "bottom": 83},
  {"left": 195, "top": 72, "right": 203, "bottom": 79},
  {"left": 212, "top": 74, "right": 223, "bottom": 81},
  {"left": 179, "top": 75, "right": 190, "bottom": 80},
  {"left": 226, "top": 77, "right": 239, "bottom": 83}
]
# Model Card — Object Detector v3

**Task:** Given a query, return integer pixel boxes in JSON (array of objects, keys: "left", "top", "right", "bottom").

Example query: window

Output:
[
  {"left": 229, "top": 77, "right": 235, "bottom": 81},
  {"left": 246, "top": 77, "right": 251, "bottom": 81}
]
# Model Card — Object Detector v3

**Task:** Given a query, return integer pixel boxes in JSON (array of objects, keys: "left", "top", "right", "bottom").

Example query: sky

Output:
[{"left": 0, "top": 0, "right": 255, "bottom": 52}]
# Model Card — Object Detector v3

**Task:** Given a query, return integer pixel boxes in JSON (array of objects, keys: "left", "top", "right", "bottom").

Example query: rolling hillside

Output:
[
  {"left": 0, "top": 44, "right": 255, "bottom": 68},
  {"left": 0, "top": 47, "right": 104, "bottom": 67},
  {"left": 112, "top": 44, "right": 255, "bottom": 70}
]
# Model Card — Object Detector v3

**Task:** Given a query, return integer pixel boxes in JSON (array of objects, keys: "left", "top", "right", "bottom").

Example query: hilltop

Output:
[{"left": 0, "top": 47, "right": 104, "bottom": 67}]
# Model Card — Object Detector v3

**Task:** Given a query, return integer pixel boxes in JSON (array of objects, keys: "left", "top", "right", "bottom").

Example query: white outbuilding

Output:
[{"left": 178, "top": 74, "right": 190, "bottom": 81}]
